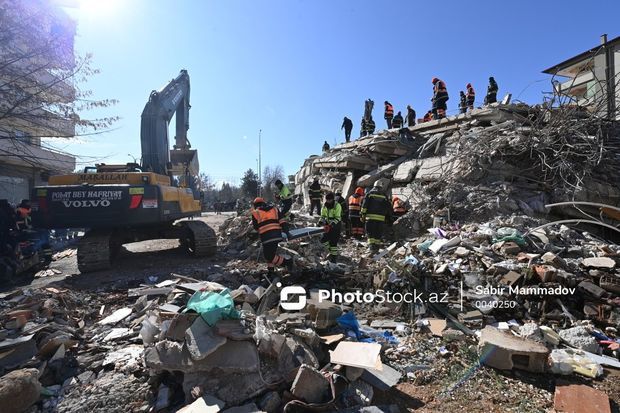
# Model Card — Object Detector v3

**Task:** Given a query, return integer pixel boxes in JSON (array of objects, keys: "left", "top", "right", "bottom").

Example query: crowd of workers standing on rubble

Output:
[
  {"left": 250, "top": 177, "right": 408, "bottom": 272},
  {"left": 332, "top": 76, "right": 499, "bottom": 146},
  {"left": 252, "top": 76, "right": 500, "bottom": 272}
]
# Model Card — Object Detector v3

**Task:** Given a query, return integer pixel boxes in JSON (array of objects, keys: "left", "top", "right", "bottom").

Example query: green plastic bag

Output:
[{"left": 185, "top": 288, "right": 239, "bottom": 326}]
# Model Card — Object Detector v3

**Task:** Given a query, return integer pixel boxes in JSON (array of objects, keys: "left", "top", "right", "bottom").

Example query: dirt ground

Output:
[{"left": 5, "top": 212, "right": 234, "bottom": 293}]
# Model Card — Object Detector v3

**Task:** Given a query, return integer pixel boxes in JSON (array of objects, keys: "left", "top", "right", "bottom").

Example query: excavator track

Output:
[
  {"left": 179, "top": 220, "right": 217, "bottom": 257},
  {"left": 77, "top": 230, "right": 115, "bottom": 273}
]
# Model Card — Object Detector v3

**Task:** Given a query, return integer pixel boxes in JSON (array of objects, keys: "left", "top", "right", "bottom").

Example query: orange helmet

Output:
[
  {"left": 432, "top": 77, "right": 439, "bottom": 84},
  {"left": 355, "top": 187, "right": 364, "bottom": 195},
  {"left": 253, "top": 197, "right": 265, "bottom": 206}
]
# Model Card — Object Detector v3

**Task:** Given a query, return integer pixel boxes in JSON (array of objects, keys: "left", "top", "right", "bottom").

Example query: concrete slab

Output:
[
  {"left": 185, "top": 317, "right": 228, "bottom": 360},
  {"left": 362, "top": 363, "right": 402, "bottom": 391},
  {"left": 291, "top": 364, "right": 331, "bottom": 404},
  {"left": 478, "top": 326, "right": 549, "bottom": 373},
  {"left": 177, "top": 394, "right": 225, "bottom": 413}
]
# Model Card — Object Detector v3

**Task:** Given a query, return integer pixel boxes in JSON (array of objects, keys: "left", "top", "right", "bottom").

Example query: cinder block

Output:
[{"left": 478, "top": 326, "right": 549, "bottom": 373}]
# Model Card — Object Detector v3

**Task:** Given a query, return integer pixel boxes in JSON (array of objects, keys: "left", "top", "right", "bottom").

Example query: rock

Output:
[
  {"left": 277, "top": 337, "right": 319, "bottom": 382},
  {"left": 533, "top": 264, "right": 556, "bottom": 283},
  {"left": 257, "top": 391, "right": 281, "bottom": 413},
  {"left": 215, "top": 320, "right": 253, "bottom": 340},
  {"left": 554, "top": 384, "right": 610, "bottom": 413},
  {"left": 185, "top": 317, "right": 228, "bottom": 360},
  {"left": 478, "top": 326, "right": 549, "bottom": 373},
  {"left": 0, "top": 368, "right": 41, "bottom": 413},
  {"left": 499, "top": 241, "right": 521, "bottom": 255},
  {"left": 454, "top": 247, "right": 470, "bottom": 257},
  {"left": 519, "top": 322, "right": 544, "bottom": 343},
  {"left": 582, "top": 256, "right": 616, "bottom": 269},
  {"left": 577, "top": 281, "right": 606, "bottom": 299},
  {"left": 291, "top": 364, "right": 331, "bottom": 404},
  {"left": 361, "top": 363, "right": 402, "bottom": 391},
  {"left": 498, "top": 270, "right": 523, "bottom": 287},
  {"left": 558, "top": 326, "right": 599, "bottom": 353}
]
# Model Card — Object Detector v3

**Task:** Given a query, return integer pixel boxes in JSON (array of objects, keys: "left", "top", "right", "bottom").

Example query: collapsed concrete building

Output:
[{"left": 294, "top": 102, "right": 620, "bottom": 234}]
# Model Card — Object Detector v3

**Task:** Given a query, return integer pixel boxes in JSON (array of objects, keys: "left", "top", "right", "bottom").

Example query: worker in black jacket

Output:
[
  {"left": 405, "top": 105, "right": 416, "bottom": 127},
  {"left": 308, "top": 178, "right": 322, "bottom": 216},
  {"left": 361, "top": 181, "right": 391, "bottom": 251},
  {"left": 392, "top": 111, "right": 404, "bottom": 129},
  {"left": 341, "top": 116, "right": 353, "bottom": 143},
  {"left": 485, "top": 77, "right": 498, "bottom": 105}
]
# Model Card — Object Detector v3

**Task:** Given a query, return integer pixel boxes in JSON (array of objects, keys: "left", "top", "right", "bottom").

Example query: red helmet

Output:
[
  {"left": 253, "top": 197, "right": 265, "bottom": 206},
  {"left": 432, "top": 77, "right": 439, "bottom": 84},
  {"left": 355, "top": 187, "right": 364, "bottom": 195},
  {"left": 466, "top": 83, "right": 472, "bottom": 88}
]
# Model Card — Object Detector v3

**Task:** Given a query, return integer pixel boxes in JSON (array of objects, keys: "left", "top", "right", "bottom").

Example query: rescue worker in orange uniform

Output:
[
  {"left": 15, "top": 199, "right": 32, "bottom": 230},
  {"left": 466, "top": 83, "right": 475, "bottom": 111},
  {"left": 423, "top": 111, "right": 433, "bottom": 122},
  {"left": 384, "top": 101, "right": 394, "bottom": 129},
  {"left": 392, "top": 196, "right": 407, "bottom": 218},
  {"left": 431, "top": 77, "right": 449, "bottom": 119},
  {"left": 251, "top": 197, "right": 293, "bottom": 273},
  {"left": 348, "top": 187, "right": 365, "bottom": 238}
]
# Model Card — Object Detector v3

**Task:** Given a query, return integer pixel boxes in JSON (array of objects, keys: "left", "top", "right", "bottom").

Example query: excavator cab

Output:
[{"left": 31, "top": 70, "right": 216, "bottom": 272}]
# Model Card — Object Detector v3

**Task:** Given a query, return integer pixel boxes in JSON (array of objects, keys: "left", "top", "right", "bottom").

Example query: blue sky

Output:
[{"left": 57, "top": 0, "right": 619, "bottom": 185}]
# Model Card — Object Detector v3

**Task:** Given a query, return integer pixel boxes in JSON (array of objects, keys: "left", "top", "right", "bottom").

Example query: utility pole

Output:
[{"left": 258, "top": 129, "right": 262, "bottom": 196}]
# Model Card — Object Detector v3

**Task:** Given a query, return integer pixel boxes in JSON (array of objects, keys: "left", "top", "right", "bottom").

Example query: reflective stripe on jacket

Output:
[
  {"left": 321, "top": 203, "right": 342, "bottom": 225},
  {"left": 251, "top": 206, "right": 282, "bottom": 244},
  {"left": 361, "top": 191, "right": 390, "bottom": 222}
]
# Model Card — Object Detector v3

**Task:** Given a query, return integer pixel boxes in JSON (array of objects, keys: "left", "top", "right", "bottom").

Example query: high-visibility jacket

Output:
[
  {"left": 384, "top": 104, "right": 394, "bottom": 119},
  {"left": 393, "top": 198, "right": 406, "bottom": 214},
  {"left": 348, "top": 194, "right": 363, "bottom": 218},
  {"left": 321, "top": 202, "right": 342, "bottom": 225},
  {"left": 16, "top": 207, "right": 30, "bottom": 219},
  {"left": 278, "top": 185, "right": 292, "bottom": 201},
  {"left": 361, "top": 190, "right": 391, "bottom": 222},
  {"left": 251, "top": 206, "right": 283, "bottom": 244},
  {"left": 433, "top": 80, "right": 448, "bottom": 99},
  {"left": 466, "top": 85, "right": 475, "bottom": 100},
  {"left": 309, "top": 182, "right": 322, "bottom": 200}
]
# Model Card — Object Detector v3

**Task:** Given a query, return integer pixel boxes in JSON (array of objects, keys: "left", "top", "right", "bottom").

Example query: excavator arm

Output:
[{"left": 140, "top": 69, "right": 196, "bottom": 177}]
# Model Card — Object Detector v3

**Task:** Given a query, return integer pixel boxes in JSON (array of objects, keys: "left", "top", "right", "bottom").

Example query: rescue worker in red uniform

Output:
[
  {"left": 384, "top": 101, "right": 394, "bottom": 129},
  {"left": 348, "top": 187, "right": 365, "bottom": 238},
  {"left": 392, "top": 196, "right": 407, "bottom": 218},
  {"left": 251, "top": 197, "right": 293, "bottom": 273},
  {"left": 423, "top": 111, "right": 433, "bottom": 122},
  {"left": 466, "top": 83, "right": 475, "bottom": 111},
  {"left": 431, "top": 77, "right": 449, "bottom": 119}
]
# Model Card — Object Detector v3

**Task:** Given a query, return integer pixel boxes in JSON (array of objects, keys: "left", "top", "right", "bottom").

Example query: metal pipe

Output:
[
  {"left": 525, "top": 219, "right": 620, "bottom": 236},
  {"left": 545, "top": 201, "right": 620, "bottom": 213}
]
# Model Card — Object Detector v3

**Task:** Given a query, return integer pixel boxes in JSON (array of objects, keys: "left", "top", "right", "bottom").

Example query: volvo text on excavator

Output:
[{"left": 31, "top": 70, "right": 217, "bottom": 273}]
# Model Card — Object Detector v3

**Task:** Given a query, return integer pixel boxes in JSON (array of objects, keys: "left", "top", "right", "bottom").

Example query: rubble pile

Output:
[{"left": 294, "top": 103, "right": 620, "bottom": 230}]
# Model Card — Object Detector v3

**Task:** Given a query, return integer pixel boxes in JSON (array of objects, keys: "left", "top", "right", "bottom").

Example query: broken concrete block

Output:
[
  {"left": 258, "top": 333, "right": 286, "bottom": 358},
  {"left": 549, "top": 349, "right": 603, "bottom": 378},
  {"left": 499, "top": 241, "right": 521, "bottom": 255},
  {"left": 554, "top": 384, "right": 610, "bottom": 413},
  {"left": 454, "top": 246, "right": 470, "bottom": 257},
  {"left": 330, "top": 342, "right": 382, "bottom": 370},
  {"left": 600, "top": 274, "right": 620, "bottom": 294},
  {"left": 145, "top": 339, "right": 259, "bottom": 373},
  {"left": 0, "top": 368, "right": 42, "bottom": 413},
  {"left": 361, "top": 363, "right": 402, "bottom": 391},
  {"left": 478, "top": 326, "right": 549, "bottom": 373},
  {"left": 291, "top": 364, "right": 331, "bottom": 404},
  {"left": 541, "top": 252, "right": 566, "bottom": 268},
  {"left": 98, "top": 307, "right": 132, "bottom": 325},
  {"left": 166, "top": 313, "right": 199, "bottom": 341},
  {"left": 278, "top": 337, "right": 320, "bottom": 382},
  {"left": 499, "top": 270, "right": 523, "bottom": 287},
  {"left": 304, "top": 298, "right": 342, "bottom": 329},
  {"left": 215, "top": 320, "right": 252, "bottom": 340},
  {"left": 533, "top": 264, "right": 556, "bottom": 283},
  {"left": 183, "top": 372, "right": 266, "bottom": 407},
  {"left": 185, "top": 316, "right": 228, "bottom": 360},
  {"left": 558, "top": 326, "right": 599, "bottom": 353},
  {"left": 577, "top": 281, "right": 606, "bottom": 299},
  {"left": 582, "top": 256, "right": 616, "bottom": 269}
]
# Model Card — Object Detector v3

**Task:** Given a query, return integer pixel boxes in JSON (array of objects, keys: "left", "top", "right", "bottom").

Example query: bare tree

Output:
[
  {"left": 0, "top": 1, "right": 118, "bottom": 170},
  {"left": 261, "top": 165, "right": 285, "bottom": 201}
]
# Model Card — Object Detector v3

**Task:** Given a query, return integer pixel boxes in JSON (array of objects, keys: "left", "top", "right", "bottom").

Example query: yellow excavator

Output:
[{"left": 32, "top": 70, "right": 217, "bottom": 272}]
